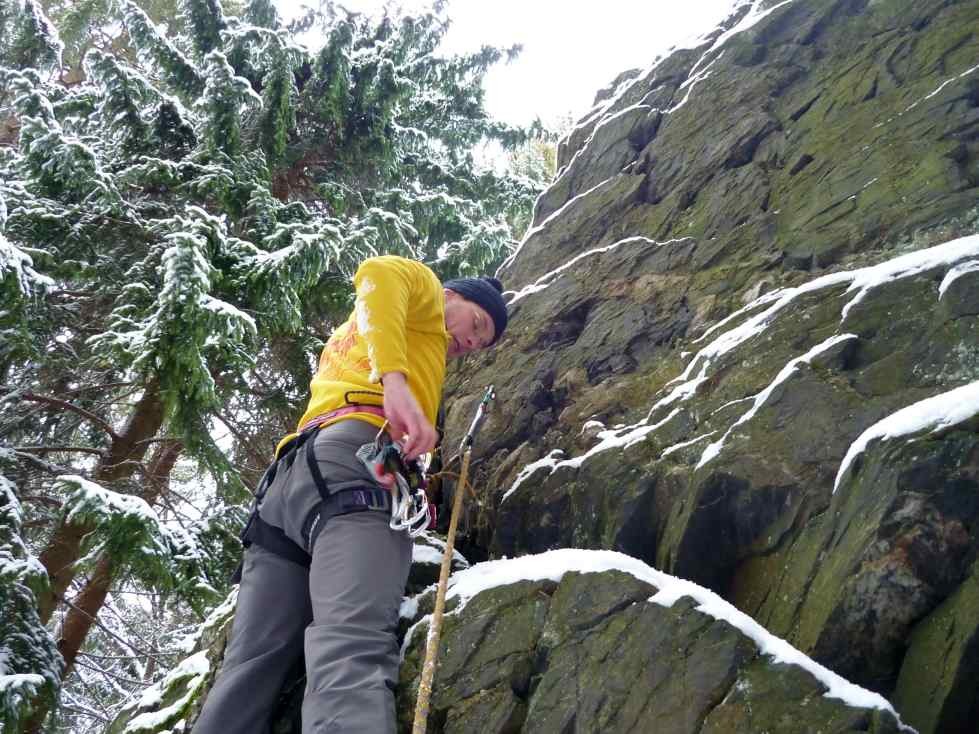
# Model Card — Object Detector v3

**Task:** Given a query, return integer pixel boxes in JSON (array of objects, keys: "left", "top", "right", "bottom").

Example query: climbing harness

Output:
[
  {"left": 233, "top": 406, "right": 406, "bottom": 578},
  {"left": 412, "top": 385, "right": 495, "bottom": 734}
]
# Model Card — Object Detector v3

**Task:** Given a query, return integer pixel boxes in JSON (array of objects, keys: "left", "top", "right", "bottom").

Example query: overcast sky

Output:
[{"left": 277, "top": 0, "right": 737, "bottom": 128}]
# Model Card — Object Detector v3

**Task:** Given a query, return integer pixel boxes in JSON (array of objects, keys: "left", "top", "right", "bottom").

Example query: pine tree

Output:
[
  {"left": 7, "top": 0, "right": 63, "bottom": 72},
  {"left": 1, "top": 0, "right": 541, "bottom": 729},
  {"left": 0, "top": 466, "right": 63, "bottom": 732}
]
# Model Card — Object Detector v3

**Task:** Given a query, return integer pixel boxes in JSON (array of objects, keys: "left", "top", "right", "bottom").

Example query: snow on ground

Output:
[
  {"left": 401, "top": 548, "right": 911, "bottom": 727},
  {"left": 833, "top": 379, "right": 979, "bottom": 493}
]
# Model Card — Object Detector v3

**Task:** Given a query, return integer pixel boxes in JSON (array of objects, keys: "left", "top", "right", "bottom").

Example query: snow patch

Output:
[
  {"left": 504, "top": 235, "right": 979, "bottom": 509},
  {"left": 834, "top": 380, "right": 979, "bottom": 493},
  {"left": 497, "top": 176, "right": 619, "bottom": 277},
  {"left": 501, "top": 449, "right": 565, "bottom": 503},
  {"left": 507, "top": 237, "right": 689, "bottom": 305},
  {"left": 938, "top": 259, "right": 979, "bottom": 300},
  {"left": 125, "top": 651, "right": 210, "bottom": 733},
  {"left": 697, "top": 334, "right": 857, "bottom": 468},
  {"left": 661, "top": 431, "right": 717, "bottom": 458},
  {"left": 414, "top": 532, "right": 469, "bottom": 567}
]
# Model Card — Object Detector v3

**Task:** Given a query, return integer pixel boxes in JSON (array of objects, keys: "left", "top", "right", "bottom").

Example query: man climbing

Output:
[{"left": 194, "top": 255, "right": 508, "bottom": 734}]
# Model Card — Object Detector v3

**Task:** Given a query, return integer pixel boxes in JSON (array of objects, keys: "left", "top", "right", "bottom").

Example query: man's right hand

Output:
[{"left": 381, "top": 371, "right": 438, "bottom": 460}]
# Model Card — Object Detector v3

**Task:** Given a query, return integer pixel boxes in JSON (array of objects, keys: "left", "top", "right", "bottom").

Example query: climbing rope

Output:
[{"left": 412, "top": 385, "right": 495, "bottom": 734}]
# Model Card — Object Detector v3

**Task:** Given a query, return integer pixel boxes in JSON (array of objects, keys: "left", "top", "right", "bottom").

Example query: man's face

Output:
[{"left": 444, "top": 288, "right": 496, "bottom": 358}]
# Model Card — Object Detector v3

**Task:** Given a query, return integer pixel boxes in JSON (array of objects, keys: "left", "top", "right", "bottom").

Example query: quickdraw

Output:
[{"left": 355, "top": 427, "right": 431, "bottom": 538}]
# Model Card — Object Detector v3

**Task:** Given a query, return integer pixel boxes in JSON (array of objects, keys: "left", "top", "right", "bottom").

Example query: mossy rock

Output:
[
  {"left": 892, "top": 561, "right": 979, "bottom": 734},
  {"left": 396, "top": 567, "right": 906, "bottom": 733}
]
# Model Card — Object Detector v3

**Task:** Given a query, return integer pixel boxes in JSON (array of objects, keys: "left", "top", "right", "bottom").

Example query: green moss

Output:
[{"left": 893, "top": 563, "right": 979, "bottom": 734}]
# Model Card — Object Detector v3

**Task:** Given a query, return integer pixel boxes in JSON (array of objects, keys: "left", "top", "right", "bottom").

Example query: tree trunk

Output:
[
  {"left": 25, "top": 428, "right": 182, "bottom": 733},
  {"left": 53, "top": 439, "right": 182, "bottom": 678},
  {"left": 56, "top": 554, "right": 117, "bottom": 678},
  {"left": 36, "top": 384, "right": 166, "bottom": 623}
]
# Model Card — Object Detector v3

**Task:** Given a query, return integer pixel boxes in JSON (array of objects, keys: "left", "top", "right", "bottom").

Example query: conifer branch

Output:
[
  {"left": 11, "top": 391, "right": 120, "bottom": 439},
  {"left": 56, "top": 591, "right": 169, "bottom": 661},
  {"left": 15, "top": 445, "right": 105, "bottom": 457}
]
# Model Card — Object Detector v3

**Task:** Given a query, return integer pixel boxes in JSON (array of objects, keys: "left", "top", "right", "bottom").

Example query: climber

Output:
[{"left": 194, "top": 255, "right": 508, "bottom": 734}]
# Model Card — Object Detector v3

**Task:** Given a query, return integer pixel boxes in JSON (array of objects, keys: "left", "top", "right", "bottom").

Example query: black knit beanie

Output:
[{"left": 443, "top": 276, "right": 508, "bottom": 345}]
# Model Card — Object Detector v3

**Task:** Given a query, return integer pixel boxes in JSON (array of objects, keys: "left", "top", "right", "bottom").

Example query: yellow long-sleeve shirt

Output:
[{"left": 276, "top": 256, "right": 449, "bottom": 455}]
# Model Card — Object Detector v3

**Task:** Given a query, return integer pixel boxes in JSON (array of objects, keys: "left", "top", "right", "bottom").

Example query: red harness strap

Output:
[{"left": 298, "top": 404, "right": 386, "bottom": 432}]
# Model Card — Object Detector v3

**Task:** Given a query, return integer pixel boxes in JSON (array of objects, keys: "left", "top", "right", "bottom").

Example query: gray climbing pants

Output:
[{"left": 194, "top": 420, "right": 413, "bottom": 734}]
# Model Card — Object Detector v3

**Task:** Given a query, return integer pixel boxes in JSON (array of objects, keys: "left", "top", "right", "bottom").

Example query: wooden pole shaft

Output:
[{"left": 412, "top": 448, "right": 473, "bottom": 734}]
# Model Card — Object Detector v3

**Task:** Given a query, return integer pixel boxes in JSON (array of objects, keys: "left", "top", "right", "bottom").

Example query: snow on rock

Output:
[
  {"left": 501, "top": 409, "right": 682, "bottom": 504},
  {"left": 552, "top": 0, "right": 798, "bottom": 203},
  {"left": 411, "top": 543, "right": 446, "bottom": 566},
  {"left": 833, "top": 380, "right": 979, "bottom": 494},
  {"left": 119, "top": 591, "right": 237, "bottom": 732},
  {"left": 404, "top": 548, "right": 909, "bottom": 725},
  {"left": 399, "top": 595, "right": 420, "bottom": 621},
  {"left": 412, "top": 532, "right": 469, "bottom": 567},
  {"left": 686, "top": 0, "right": 795, "bottom": 77},
  {"left": 661, "top": 431, "right": 717, "bottom": 458},
  {"left": 903, "top": 62, "right": 979, "bottom": 116},
  {"left": 938, "top": 259, "right": 979, "bottom": 300},
  {"left": 697, "top": 334, "right": 858, "bottom": 468},
  {"left": 670, "top": 235, "right": 979, "bottom": 408},
  {"left": 507, "top": 237, "right": 690, "bottom": 305},
  {"left": 839, "top": 234, "right": 979, "bottom": 322},
  {"left": 496, "top": 177, "right": 619, "bottom": 277},
  {"left": 668, "top": 52, "right": 724, "bottom": 113},
  {"left": 501, "top": 449, "right": 565, "bottom": 503},
  {"left": 174, "top": 588, "right": 238, "bottom": 655},
  {"left": 503, "top": 234, "right": 979, "bottom": 494},
  {"left": 125, "top": 651, "right": 210, "bottom": 734}
]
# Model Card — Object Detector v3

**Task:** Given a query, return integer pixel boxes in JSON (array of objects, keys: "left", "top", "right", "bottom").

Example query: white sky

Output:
[{"left": 275, "top": 0, "right": 737, "bottom": 127}]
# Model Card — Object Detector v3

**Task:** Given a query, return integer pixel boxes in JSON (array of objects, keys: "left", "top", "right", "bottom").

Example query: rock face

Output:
[
  {"left": 396, "top": 556, "right": 905, "bottom": 733},
  {"left": 439, "top": 1, "right": 979, "bottom": 732},
  {"left": 112, "top": 1, "right": 979, "bottom": 732}
]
